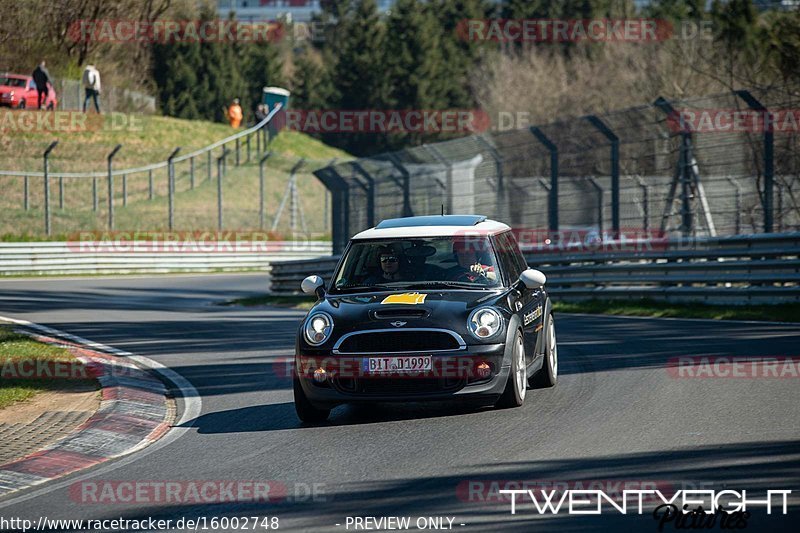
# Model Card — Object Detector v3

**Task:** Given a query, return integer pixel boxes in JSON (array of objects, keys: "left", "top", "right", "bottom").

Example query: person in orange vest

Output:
[{"left": 226, "top": 98, "right": 243, "bottom": 128}]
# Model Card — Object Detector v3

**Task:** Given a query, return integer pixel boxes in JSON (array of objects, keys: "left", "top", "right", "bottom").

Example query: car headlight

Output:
[
  {"left": 468, "top": 307, "right": 503, "bottom": 339},
  {"left": 304, "top": 312, "right": 333, "bottom": 346}
]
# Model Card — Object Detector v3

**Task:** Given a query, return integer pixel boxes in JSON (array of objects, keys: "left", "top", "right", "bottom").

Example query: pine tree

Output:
[
  {"left": 292, "top": 50, "right": 334, "bottom": 111},
  {"left": 242, "top": 41, "right": 284, "bottom": 118},
  {"left": 435, "top": 0, "right": 490, "bottom": 109},
  {"left": 330, "top": 0, "right": 390, "bottom": 154},
  {"left": 384, "top": 0, "right": 450, "bottom": 147}
]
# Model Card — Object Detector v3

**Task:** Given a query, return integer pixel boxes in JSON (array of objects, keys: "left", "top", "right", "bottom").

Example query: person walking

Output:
[
  {"left": 254, "top": 103, "right": 267, "bottom": 125},
  {"left": 82, "top": 65, "right": 101, "bottom": 113},
  {"left": 226, "top": 98, "right": 243, "bottom": 128},
  {"left": 31, "top": 61, "right": 51, "bottom": 109}
]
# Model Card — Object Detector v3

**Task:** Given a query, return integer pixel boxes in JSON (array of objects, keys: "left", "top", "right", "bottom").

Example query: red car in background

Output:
[{"left": 0, "top": 74, "right": 58, "bottom": 110}]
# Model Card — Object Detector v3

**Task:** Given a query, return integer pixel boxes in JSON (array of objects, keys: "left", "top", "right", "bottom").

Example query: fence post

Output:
[
  {"left": 217, "top": 148, "right": 229, "bottom": 230},
  {"left": 587, "top": 177, "right": 604, "bottom": 234},
  {"left": 43, "top": 141, "right": 58, "bottom": 236},
  {"left": 530, "top": 127, "right": 559, "bottom": 233},
  {"left": 259, "top": 151, "right": 272, "bottom": 230},
  {"left": 726, "top": 177, "right": 742, "bottom": 234},
  {"left": 167, "top": 148, "right": 181, "bottom": 230},
  {"left": 424, "top": 145, "right": 452, "bottom": 214},
  {"left": 207, "top": 150, "right": 212, "bottom": 182},
  {"left": 23, "top": 175, "right": 29, "bottom": 211},
  {"left": 352, "top": 163, "right": 376, "bottom": 228},
  {"left": 106, "top": 144, "right": 122, "bottom": 231},
  {"left": 475, "top": 135, "right": 504, "bottom": 190},
  {"left": 312, "top": 166, "right": 350, "bottom": 254},
  {"left": 190, "top": 156, "right": 195, "bottom": 189},
  {"left": 586, "top": 115, "right": 620, "bottom": 236},
  {"left": 633, "top": 176, "right": 649, "bottom": 233},
  {"left": 235, "top": 138, "right": 240, "bottom": 166},
  {"left": 92, "top": 178, "right": 98, "bottom": 211},
  {"left": 246, "top": 134, "right": 251, "bottom": 163},
  {"left": 387, "top": 154, "right": 413, "bottom": 217},
  {"left": 735, "top": 90, "right": 773, "bottom": 233},
  {"left": 148, "top": 169, "right": 153, "bottom": 200},
  {"left": 654, "top": 97, "right": 696, "bottom": 237}
]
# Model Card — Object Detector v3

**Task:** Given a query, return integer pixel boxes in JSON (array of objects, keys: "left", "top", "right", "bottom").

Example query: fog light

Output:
[
  {"left": 476, "top": 362, "right": 491, "bottom": 379},
  {"left": 313, "top": 368, "right": 328, "bottom": 383}
]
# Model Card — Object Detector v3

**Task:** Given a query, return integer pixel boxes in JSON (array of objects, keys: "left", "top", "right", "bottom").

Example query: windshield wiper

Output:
[
  {"left": 383, "top": 281, "right": 484, "bottom": 290},
  {"left": 333, "top": 283, "right": 393, "bottom": 293}
]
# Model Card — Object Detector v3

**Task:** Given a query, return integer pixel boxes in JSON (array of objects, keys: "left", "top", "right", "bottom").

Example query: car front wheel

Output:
[
  {"left": 293, "top": 376, "right": 330, "bottom": 423},
  {"left": 532, "top": 313, "right": 558, "bottom": 388},
  {"left": 495, "top": 329, "right": 526, "bottom": 409}
]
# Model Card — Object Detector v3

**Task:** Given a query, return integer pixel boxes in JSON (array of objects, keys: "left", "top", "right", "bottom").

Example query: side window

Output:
[
  {"left": 506, "top": 231, "right": 529, "bottom": 274},
  {"left": 493, "top": 233, "right": 519, "bottom": 285},
  {"left": 29, "top": 80, "right": 36, "bottom": 90}
]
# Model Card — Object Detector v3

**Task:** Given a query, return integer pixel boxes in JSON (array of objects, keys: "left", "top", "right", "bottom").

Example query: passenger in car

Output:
[{"left": 363, "top": 246, "right": 408, "bottom": 283}]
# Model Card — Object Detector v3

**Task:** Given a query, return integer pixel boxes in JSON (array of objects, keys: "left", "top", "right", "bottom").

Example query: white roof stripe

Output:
[{"left": 352, "top": 219, "right": 510, "bottom": 239}]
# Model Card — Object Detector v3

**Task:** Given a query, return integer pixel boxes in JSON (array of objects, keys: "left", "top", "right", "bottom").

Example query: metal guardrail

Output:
[
  {"left": 0, "top": 240, "right": 331, "bottom": 275},
  {"left": 267, "top": 233, "right": 800, "bottom": 304}
]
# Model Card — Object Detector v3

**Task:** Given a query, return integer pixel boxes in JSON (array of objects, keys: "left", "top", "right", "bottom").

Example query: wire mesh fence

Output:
[
  {"left": 315, "top": 87, "right": 800, "bottom": 253},
  {"left": 0, "top": 107, "right": 334, "bottom": 239}
]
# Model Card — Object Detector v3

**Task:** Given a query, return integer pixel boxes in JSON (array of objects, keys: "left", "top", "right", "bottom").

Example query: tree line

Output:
[{"left": 1, "top": 0, "right": 798, "bottom": 156}]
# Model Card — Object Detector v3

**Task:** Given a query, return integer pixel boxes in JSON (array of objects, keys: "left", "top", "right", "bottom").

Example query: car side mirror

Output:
[
  {"left": 518, "top": 268, "right": 546, "bottom": 290},
  {"left": 301, "top": 275, "right": 325, "bottom": 298}
]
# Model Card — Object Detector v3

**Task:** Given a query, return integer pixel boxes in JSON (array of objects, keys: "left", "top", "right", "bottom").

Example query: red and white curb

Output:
[{"left": 0, "top": 319, "right": 178, "bottom": 497}]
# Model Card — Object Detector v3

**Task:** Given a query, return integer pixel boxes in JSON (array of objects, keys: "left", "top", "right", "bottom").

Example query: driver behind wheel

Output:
[{"left": 448, "top": 239, "right": 497, "bottom": 282}]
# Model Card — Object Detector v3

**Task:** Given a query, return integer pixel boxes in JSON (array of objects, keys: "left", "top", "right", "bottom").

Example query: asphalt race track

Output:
[{"left": 0, "top": 274, "right": 798, "bottom": 532}]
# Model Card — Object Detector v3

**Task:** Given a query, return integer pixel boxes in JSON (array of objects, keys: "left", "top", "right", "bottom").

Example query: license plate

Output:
[{"left": 363, "top": 355, "right": 432, "bottom": 374}]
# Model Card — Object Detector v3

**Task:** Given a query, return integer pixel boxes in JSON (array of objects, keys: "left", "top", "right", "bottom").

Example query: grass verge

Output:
[
  {"left": 553, "top": 299, "right": 800, "bottom": 323},
  {"left": 0, "top": 325, "right": 93, "bottom": 409}
]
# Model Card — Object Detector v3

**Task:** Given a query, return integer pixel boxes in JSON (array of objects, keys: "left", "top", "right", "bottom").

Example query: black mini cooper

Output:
[{"left": 293, "top": 215, "right": 557, "bottom": 422}]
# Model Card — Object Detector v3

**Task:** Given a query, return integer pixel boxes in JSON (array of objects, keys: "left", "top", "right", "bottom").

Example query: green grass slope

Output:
[{"left": 0, "top": 111, "right": 349, "bottom": 239}]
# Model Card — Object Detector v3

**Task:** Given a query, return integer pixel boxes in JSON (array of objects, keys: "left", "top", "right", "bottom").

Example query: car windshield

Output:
[
  {"left": 0, "top": 77, "right": 26, "bottom": 87},
  {"left": 331, "top": 236, "right": 502, "bottom": 293}
]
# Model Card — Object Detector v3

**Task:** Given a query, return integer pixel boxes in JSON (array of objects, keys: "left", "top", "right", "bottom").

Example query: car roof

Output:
[
  {"left": 352, "top": 215, "right": 511, "bottom": 239},
  {"left": 1, "top": 74, "right": 29, "bottom": 79}
]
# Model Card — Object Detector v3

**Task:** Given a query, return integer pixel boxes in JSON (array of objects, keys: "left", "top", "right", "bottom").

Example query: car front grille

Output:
[{"left": 335, "top": 330, "right": 462, "bottom": 354}]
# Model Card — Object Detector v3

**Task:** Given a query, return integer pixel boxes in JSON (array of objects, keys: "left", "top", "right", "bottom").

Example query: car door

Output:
[
  {"left": 26, "top": 80, "right": 36, "bottom": 107},
  {"left": 495, "top": 232, "right": 541, "bottom": 367}
]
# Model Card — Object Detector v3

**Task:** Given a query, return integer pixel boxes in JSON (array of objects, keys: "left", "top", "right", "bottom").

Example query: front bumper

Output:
[{"left": 296, "top": 344, "right": 510, "bottom": 407}]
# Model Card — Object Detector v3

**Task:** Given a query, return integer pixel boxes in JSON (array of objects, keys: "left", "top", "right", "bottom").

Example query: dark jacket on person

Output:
[{"left": 32, "top": 65, "right": 51, "bottom": 89}]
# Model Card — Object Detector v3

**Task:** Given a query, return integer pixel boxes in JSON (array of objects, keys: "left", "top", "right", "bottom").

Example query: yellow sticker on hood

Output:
[{"left": 381, "top": 292, "right": 427, "bottom": 305}]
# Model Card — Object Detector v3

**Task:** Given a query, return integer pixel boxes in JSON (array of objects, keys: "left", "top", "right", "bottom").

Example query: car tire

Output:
[
  {"left": 531, "top": 312, "right": 558, "bottom": 388},
  {"left": 293, "top": 377, "right": 330, "bottom": 423},
  {"left": 17, "top": 100, "right": 25, "bottom": 109},
  {"left": 495, "top": 329, "right": 526, "bottom": 409},
  {"left": 46, "top": 102, "right": 54, "bottom": 111}
]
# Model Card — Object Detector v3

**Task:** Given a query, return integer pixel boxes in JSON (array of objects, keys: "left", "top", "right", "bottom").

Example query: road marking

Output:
[{"left": 0, "top": 315, "right": 202, "bottom": 508}]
